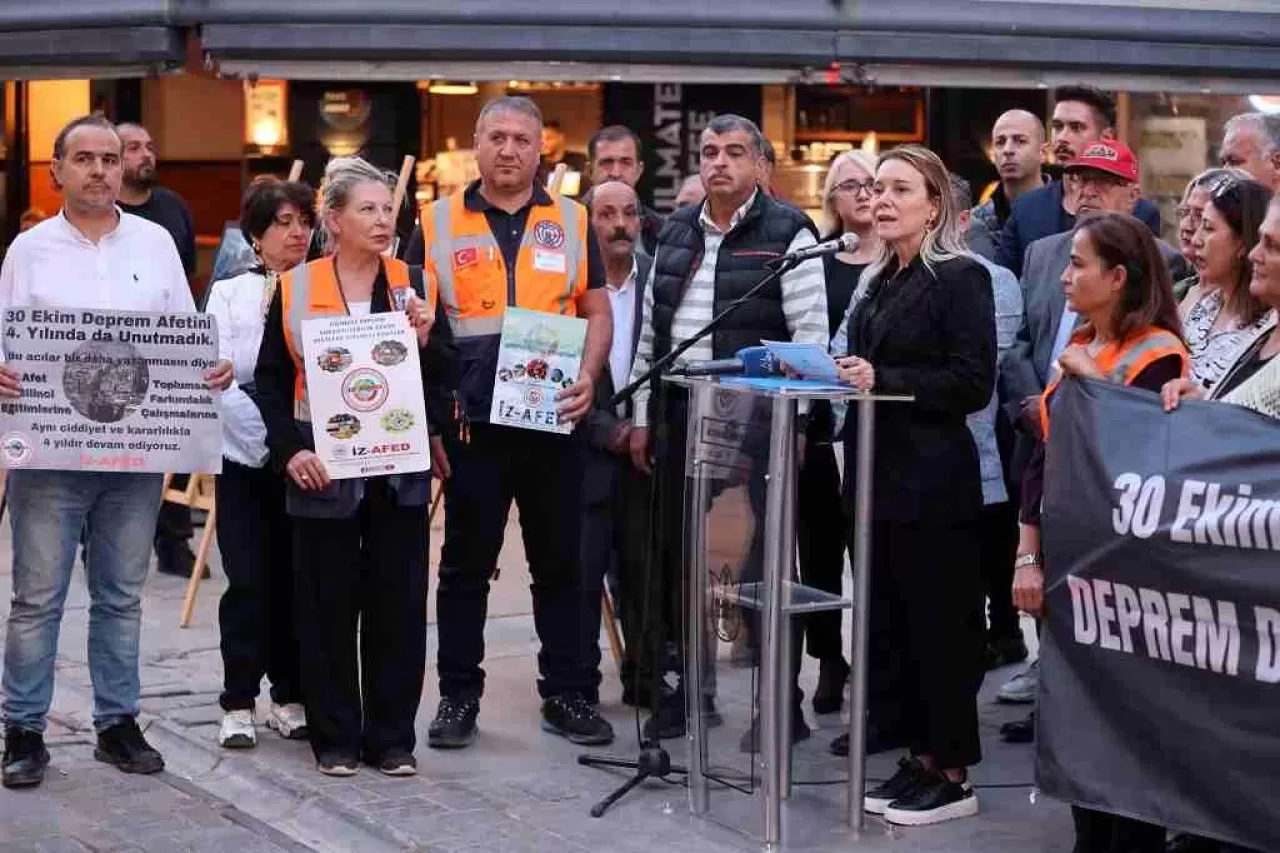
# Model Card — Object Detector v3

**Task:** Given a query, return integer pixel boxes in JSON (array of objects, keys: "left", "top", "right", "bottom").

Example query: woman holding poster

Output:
[
  {"left": 255, "top": 156, "right": 451, "bottom": 777},
  {"left": 1013, "top": 212, "right": 1189, "bottom": 853},
  {"left": 206, "top": 177, "right": 315, "bottom": 751}
]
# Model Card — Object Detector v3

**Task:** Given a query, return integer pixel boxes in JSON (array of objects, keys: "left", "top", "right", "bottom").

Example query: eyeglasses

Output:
[
  {"left": 1175, "top": 204, "right": 1203, "bottom": 228},
  {"left": 833, "top": 178, "right": 876, "bottom": 197}
]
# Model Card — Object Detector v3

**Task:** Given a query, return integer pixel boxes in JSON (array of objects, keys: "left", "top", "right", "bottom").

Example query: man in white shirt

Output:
[
  {"left": 579, "top": 181, "right": 652, "bottom": 706},
  {"left": 0, "top": 115, "right": 231, "bottom": 789}
]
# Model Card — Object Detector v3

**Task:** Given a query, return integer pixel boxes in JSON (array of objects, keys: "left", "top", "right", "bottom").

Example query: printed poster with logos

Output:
[
  {"left": 301, "top": 312, "right": 429, "bottom": 480},
  {"left": 0, "top": 307, "right": 222, "bottom": 473},
  {"left": 490, "top": 307, "right": 587, "bottom": 435}
]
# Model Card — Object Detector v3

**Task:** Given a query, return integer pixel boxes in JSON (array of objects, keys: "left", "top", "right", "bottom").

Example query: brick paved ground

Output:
[{"left": 0, "top": 510, "right": 1074, "bottom": 852}]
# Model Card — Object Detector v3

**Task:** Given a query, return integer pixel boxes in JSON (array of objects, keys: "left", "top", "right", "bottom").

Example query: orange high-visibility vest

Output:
[
  {"left": 1039, "top": 326, "right": 1188, "bottom": 438},
  {"left": 279, "top": 255, "right": 420, "bottom": 422},
  {"left": 419, "top": 189, "right": 589, "bottom": 417},
  {"left": 420, "top": 191, "right": 588, "bottom": 339}
]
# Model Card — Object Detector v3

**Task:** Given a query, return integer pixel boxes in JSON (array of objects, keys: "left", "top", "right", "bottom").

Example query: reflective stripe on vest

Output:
[
  {"left": 424, "top": 192, "right": 585, "bottom": 339},
  {"left": 280, "top": 257, "right": 414, "bottom": 422},
  {"left": 1039, "top": 327, "right": 1187, "bottom": 438}
]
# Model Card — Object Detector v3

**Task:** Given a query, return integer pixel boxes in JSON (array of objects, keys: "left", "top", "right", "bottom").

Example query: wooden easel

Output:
[{"left": 160, "top": 472, "right": 217, "bottom": 628}]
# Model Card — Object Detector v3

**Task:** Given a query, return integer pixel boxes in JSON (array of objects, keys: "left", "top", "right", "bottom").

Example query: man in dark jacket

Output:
[
  {"left": 626, "top": 114, "right": 829, "bottom": 744},
  {"left": 579, "top": 126, "right": 663, "bottom": 257},
  {"left": 995, "top": 85, "right": 1161, "bottom": 275},
  {"left": 970, "top": 109, "right": 1048, "bottom": 261}
]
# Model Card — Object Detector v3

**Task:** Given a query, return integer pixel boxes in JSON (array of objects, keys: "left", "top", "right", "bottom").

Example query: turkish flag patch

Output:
[{"left": 453, "top": 247, "right": 478, "bottom": 268}]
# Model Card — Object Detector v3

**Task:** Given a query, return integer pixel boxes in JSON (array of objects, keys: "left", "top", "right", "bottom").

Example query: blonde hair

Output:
[
  {"left": 857, "top": 145, "right": 969, "bottom": 297},
  {"left": 819, "top": 150, "right": 878, "bottom": 236},
  {"left": 319, "top": 156, "right": 397, "bottom": 253}
]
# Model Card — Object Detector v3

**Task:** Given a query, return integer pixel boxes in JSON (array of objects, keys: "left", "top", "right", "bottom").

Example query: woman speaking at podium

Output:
[
  {"left": 255, "top": 156, "right": 449, "bottom": 778},
  {"left": 831, "top": 145, "right": 995, "bottom": 827}
]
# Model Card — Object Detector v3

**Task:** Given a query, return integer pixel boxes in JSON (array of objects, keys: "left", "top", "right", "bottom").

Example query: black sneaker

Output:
[
  {"left": 427, "top": 697, "right": 479, "bottom": 749},
  {"left": 317, "top": 751, "right": 359, "bottom": 777},
  {"left": 95, "top": 718, "right": 164, "bottom": 775},
  {"left": 984, "top": 635, "right": 1030, "bottom": 670},
  {"left": 155, "top": 540, "right": 208, "bottom": 579},
  {"left": 541, "top": 695, "right": 615, "bottom": 746},
  {"left": 370, "top": 748, "right": 417, "bottom": 777},
  {"left": 2, "top": 727, "right": 50, "bottom": 789},
  {"left": 863, "top": 756, "right": 928, "bottom": 814},
  {"left": 812, "top": 657, "right": 850, "bottom": 715},
  {"left": 641, "top": 696, "right": 724, "bottom": 742},
  {"left": 999, "top": 712, "right": 1035, "bottom": 744},
  {"left": 830, "top": 722, "right": 910, "bottom": 758},
  {"left": 883, "top": 769, "right": 979, "bottom": 826},
  {"left": 737, "top": 709, "right": 811, "bottom": 753}
]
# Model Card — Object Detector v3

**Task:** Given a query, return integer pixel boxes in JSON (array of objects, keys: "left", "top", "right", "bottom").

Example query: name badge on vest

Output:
[
  {"left": 533, "top": 249, "right": 567, "bottom": 274},
  {"left": 391, "top": 287, "right": 410, "bottom": 311}
]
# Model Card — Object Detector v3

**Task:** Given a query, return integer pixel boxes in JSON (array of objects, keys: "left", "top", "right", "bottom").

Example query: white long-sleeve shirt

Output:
[
  {"left": 0, "top": 209, "right": 194, "bottom": 319},
  {"left": 204, "top": 270, "right": 273, "bottom": 468},
  {"left": 629, "top": 193, "right": 829, "bottom": 427}
]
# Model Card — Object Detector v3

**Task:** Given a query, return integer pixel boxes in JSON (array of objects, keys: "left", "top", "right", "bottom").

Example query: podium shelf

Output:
[{"left": 712, "top": 581, "right": 851, "bottom": 614}]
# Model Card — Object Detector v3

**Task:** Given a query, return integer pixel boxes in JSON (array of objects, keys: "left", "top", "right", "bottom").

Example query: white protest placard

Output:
[
  {"left": 300, "top": 312, "right": 429, "bottom": 480},
  {"left": 489, "top": 307, "right": 587, "bottom": 435},
  {"left": 0, "top": 307, "right": 222, "bottom": 473}
]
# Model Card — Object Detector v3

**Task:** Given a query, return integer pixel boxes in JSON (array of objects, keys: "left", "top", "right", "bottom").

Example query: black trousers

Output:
[
  {"left": 614, "top": 462, "right": 668, "bottom": 695},
  {"left": 155, "top": 473, "right": 192, "bottom": 547},
  {"left": 797, "top": 442, "right": 847, "bottom": 662},
  {"left": 868, "top": 519, "right": 984, "bottom": 768},
  {"left": 1071, "top": 806, "right": 1165, "bottom": 853},
  {"left": 292, "top": 478, "right": 429, "bottom": 760},
  {"left": 437, "top": 423, "right": 593, "bottom": 701},
  {"left": 215, "top": 459, "right": 301, "bottom": 711},
  {"left": 977, "top": 500, "right": 1020, "bottom": 641},
  {"left": 580, "top": 476, "right": 617, "bottom": 704}
]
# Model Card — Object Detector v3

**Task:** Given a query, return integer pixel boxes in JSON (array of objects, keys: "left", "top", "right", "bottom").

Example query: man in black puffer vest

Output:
[{"left": 624, "top": 115, "right": 829, "bottom": 748}]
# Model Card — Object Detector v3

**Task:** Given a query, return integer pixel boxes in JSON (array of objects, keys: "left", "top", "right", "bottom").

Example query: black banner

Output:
[
  {"left": 602, "top": 83, "right": 762, "bottom": 214},
  {"left": 1038, "top": 380, "right": 1280, "bottom": 853}
]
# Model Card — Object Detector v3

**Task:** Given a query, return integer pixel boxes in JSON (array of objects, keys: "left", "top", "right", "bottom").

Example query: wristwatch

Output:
[{"left": 1014, "top": 553, "right": 1042, "bottom": 570}]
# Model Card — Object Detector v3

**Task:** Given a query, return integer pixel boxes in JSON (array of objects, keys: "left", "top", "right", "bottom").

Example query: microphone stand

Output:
[{"left": 577, "top": 256, "right": 801, "bottom": 818}]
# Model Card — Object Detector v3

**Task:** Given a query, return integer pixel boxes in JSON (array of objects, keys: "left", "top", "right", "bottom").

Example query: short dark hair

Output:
[
  {"left": 703, "top": 114, "right": 765, "bottom": 157},
  {"left": 588, "top": 125, "right": 643, "bottom": 162},
  {"left": 948, "top": 173, "right": 974, "bottom": 211},
  {"left": 1075, "top": 212, "right": 1183, "bottom": 344},
  {"left": 761, "top": 137, "right": 777, "bottom": 166},
  {"left": 240, "top": 176, "right": 316, "bottom": 245},
  {"left": 52, "top": 114, "right": 119, "bottom": 160},
  {"left": 1054, "top": 85, "right": 1117, "bottom": 131}
]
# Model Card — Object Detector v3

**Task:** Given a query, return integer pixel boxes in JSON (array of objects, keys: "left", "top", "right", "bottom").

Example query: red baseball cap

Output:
[{"left": 1065, "top": 140, "right": 1139, "bottom": 183}]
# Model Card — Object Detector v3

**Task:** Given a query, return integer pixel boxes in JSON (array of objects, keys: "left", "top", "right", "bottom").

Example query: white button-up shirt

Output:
[
  {"left": 204, "top": 270, "right": 273, "bottom": 468},
  {"left": 0, "top": 210, "right": 195, "bottom": 318},
  {"left": 605, "top": 259, "right": 639, "bottom": 395}
]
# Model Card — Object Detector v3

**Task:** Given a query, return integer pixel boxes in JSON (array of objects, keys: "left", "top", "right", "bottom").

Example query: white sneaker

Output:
[
  {"left": 997, "top": 659, "right": 1039, "bottom": 704},
  {"left": 219, "top": 710, "right": 257, "bottom": 749},
  {"left": 266, "top": 703, "right": 309, "bottom": 740}
]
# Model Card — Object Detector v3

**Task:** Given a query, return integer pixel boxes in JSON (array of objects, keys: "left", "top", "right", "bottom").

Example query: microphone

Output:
[
  {"left": 671, "top": 346, "right": 780, "bottom": 377},
  {"left": 765, "top": 232, "right": 859, "bottom": 268}
]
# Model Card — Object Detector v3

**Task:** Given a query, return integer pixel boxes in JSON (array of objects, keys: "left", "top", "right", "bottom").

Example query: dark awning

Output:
[
  {"left": 0, "top": 4, "right": 184, "bottom": 78},
  {"left": 191, "top": 0, "right": 1280, "bottom": 91}
]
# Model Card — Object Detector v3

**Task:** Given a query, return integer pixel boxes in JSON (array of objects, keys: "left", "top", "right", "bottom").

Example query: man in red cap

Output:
[{"left": 994, "top": 138, "right": 1189, "bottom": 744}]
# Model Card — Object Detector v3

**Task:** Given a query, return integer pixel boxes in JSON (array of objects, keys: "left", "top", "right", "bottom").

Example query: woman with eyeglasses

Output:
[
  {"left": 1174, "top": 169, "right": 1250, "bottom": 299},
  {"left": 1164, "top": 193, "right": 1280, "bottom": 421},
  {"left": 794, "top": 150, "right": 886, "bottom": 716},
  {"left": 205, "top": 177, "right": 315, "bottom": 750},
  {"left": 1178, "top": 175, "right": 1273, "bottom": 391}
]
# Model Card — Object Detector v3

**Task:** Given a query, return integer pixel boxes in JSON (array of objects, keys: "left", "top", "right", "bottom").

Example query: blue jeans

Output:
[{"left": 3, "top": 470, "right": 163, "bottom": 732}]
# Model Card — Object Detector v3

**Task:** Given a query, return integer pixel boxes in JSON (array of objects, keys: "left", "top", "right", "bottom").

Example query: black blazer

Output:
[{"left": 840, "top": 254, "right": 996, "bottom": 524}]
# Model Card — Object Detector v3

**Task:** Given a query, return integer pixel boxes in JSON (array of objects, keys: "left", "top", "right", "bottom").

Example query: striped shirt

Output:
[{"left": 630, "top": 192, "right": 829, "bottom": 427}]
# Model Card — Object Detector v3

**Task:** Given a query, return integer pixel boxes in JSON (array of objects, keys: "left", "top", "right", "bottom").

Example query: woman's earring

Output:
[{"left": 251, "top": 239, "right": 262, "bottom": 254}]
